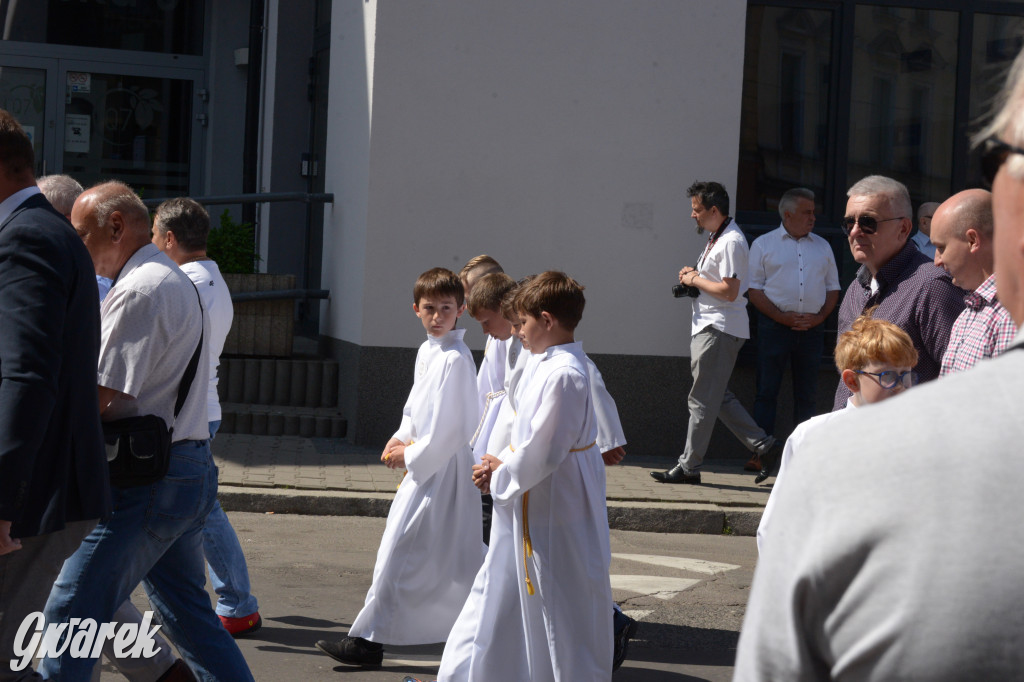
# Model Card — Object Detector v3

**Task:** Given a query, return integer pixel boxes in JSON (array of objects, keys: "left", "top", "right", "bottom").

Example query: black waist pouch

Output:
[{"left": 104, "top": 415, "right": 173, "bottom": 488}]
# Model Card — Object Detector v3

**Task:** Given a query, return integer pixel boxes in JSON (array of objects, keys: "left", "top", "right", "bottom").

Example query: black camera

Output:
[{"left": 672, "top": 283, "right": 700, "bottom": 298}]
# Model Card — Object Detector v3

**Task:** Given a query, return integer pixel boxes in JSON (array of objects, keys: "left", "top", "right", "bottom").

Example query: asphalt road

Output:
[{"left": 98, "top": 512, "right": 758, "bottom": 681}]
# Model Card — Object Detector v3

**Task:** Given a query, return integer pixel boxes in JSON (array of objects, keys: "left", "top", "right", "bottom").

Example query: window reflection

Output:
[
  {"left": 738, "top": 6, "right": 833, "bottom": 215},
  {"left": 847, "top": 6, "right": 958, "bottom": 204},
  {"left": 967, "top": 14, "right": 1024, "bottom": 185}
]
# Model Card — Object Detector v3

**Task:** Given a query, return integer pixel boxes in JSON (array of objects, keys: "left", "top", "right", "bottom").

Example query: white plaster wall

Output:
[
  {"left": 326, "top": 0, "right": 747, "bottom": 356},
  {"left": 320, "top": 0, "right": 377, "bottom": 344}
]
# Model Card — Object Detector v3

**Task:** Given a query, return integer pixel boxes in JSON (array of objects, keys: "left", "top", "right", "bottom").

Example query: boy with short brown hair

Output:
[
  {"left": 470, "top": 271, "right": 613, "bottom": 680},
  {"left": 315, "top": 267, "right": 484, "bottom": 667}
]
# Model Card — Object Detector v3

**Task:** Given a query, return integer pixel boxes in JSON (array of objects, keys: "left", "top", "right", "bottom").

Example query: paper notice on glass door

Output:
[{"left": 65, "top": 115, "right": 90, "bottom": 153}]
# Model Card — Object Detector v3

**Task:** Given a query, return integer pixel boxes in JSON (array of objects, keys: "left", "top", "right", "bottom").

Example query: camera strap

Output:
[{"left": 697, "top": 217, "right": 731, "bottom": 271}]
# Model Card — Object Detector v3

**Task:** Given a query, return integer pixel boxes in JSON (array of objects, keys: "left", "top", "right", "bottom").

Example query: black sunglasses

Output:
[
  {"left": 841, "top": 215, "right": 905, "bottom": 236},
  {"left": 981, "top": 136, "right": 1024, "bottom": 188}
]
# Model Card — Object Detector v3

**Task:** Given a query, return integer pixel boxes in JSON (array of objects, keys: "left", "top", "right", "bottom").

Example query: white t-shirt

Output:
[
  {"left": 748, "top": 225, "right": 840, "bottom": 315},
  {"left": 99, "top": 244, "right": 211, "bottom": 442},
  {"left": 180, "top": 259, "right": 234, "bottom": 423},
  {"left": 690, "top": 219, "right": 751, "bottom": 339}
]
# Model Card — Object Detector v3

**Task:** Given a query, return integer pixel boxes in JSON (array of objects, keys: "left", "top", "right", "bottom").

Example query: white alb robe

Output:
[
  {"left": 490, "top": 342, "right": 613, "bottom": 681},
  {"left": 349, "top": 328, "right": 485, "bottom": 645},
  {"left": 439, "top": 339, "right": 531, "bottom": 681},
  {"left": 476, "top": 335, "right": 509, "bottom": 416},
  {"left": 581, "top": 346, "right": 627, "bottom": 452},
  {"left": 756, "top": 398, "right": 857, "bottom": 554}
]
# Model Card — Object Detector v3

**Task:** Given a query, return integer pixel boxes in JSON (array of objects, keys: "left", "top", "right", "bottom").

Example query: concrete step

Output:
[
  {"left": 219, "top": 403, "right": 347, "bottom": 438},
  {"left": 218, "top": 357, "right": 339, "bottom": 408}
]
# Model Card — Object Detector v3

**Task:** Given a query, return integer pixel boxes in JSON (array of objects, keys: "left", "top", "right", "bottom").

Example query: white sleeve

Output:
[
  {"left": 587, "top": 358, "right": 626, "bottom": 452},
  {"left": 490, "top": 368, "right": 589, "bottom": 503},
  {"left": 403, "top": 351, "right": 477, "bottom": 483}
]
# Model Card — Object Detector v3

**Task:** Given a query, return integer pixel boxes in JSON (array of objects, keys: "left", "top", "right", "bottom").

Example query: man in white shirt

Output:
[
  {"left": 747, "top": 188, "right": 840, "bottom": 478},
  {"left": 911, "top": 200, "right": 939, "bottom": 259},
  {"left": 652, "top": 182, "right": 778, "bottom": 485}
]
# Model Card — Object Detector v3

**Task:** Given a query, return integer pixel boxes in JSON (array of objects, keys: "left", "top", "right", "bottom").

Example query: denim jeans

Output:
[
  {"left": 753, "top": 313, "right": 825, "bottom": 436},
  {"left": 40, "top": 440, "right": 253, "bottom": 682},
  {"left": 203, "top": 420, "right": 259, "bottom": 618}
]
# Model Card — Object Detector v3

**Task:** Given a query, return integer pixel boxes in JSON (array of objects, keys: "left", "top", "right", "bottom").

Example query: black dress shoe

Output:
[
  {"left": 650, "top": 465, "right": 701, "bottom": 484},
  {"left": 754, "top": 441, "right": 783, "bottom": 484},
  {"left": 315, "top": 636, "right": 384, "bottom": 667}
]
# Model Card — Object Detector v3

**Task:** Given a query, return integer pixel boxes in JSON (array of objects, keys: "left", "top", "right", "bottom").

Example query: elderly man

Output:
[
  {"left": 912, "top": 200, "right": 940, "bottom": 259},
  {"left": 0, "top": 111, "right": 110, "bottom": 681},
  {"left": 747, "top": 188, "right": 839, "bottom": 473},
  {"left": 651, "top": 181, "right": 778, "bottom": 485},
  {"left": 40, "top": 182, "right": 253, "bottom": 681},
  {"left": 930, "top": 189, "right": 1018, "bottom": 375},
  {"left": 734, "top": 48, "right": 1024, "bottom": 680},
  {"left": 831, "top": 176, "right": 964, "bottom": 410}
]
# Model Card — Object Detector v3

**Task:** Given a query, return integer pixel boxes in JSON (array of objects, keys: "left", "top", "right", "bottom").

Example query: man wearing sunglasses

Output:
[
  {"left": 831, "top": 175, "right": 963, "bottom": 411},
  {"left": 930, "top": 189, "right": 1018, "bottom": 376},
  {"left": 735, "top": 48, "right": 1024, "bottom": 680}
]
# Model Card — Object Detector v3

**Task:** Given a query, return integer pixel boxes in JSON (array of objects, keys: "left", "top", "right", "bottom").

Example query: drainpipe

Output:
[{"left": 241, "top": 0, "right": 265, "bottom": 228}]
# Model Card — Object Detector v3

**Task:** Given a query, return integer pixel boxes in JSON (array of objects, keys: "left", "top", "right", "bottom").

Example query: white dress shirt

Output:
[{"left": 748, "top": 224, "right": 840, "bottom": 314}]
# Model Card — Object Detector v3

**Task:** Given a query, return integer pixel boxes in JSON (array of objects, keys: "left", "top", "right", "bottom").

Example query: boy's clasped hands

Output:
[
  {"left": 472, "top": 454, "right": 503, "bottom": 494},
  {"left": 381, "top": 437, "right": 407, "bottom": 469}
]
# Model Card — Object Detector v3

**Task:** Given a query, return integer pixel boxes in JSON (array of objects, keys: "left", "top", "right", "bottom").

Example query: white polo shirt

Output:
[
  {"left": 748, "top": 224, "right": 840, "bottom": 315},
  {"left": 99, "top": 243, "right": 211, "bottom": 442},
  {"left": 180, "top": 259, "right": 234, "bottom": 423},
  {"left": 691, "top": 220, "right": 751, "bottom": 339}
]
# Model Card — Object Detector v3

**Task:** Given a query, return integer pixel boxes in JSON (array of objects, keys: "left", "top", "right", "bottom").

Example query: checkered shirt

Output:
[{"left": 940, "top": 274, "right": 1019, "bottom": 376}]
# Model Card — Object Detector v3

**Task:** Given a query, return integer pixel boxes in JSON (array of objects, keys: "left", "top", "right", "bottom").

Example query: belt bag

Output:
[
  {"left": 105, "top": 415, "right": 173, "bottom": 487},
  {"left": 104, "top": 281, "right": 205, "bottom": 489}
]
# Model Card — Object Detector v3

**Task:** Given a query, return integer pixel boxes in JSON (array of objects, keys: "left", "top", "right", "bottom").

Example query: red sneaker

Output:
[{"left": 219, "top": 612, "right": 262, "bottom": 637}]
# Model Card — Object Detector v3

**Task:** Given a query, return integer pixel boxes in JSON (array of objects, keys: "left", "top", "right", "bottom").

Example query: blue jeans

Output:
[
  {"left": 753, "top": 313, "right": 825, "bottom": 436},
  {"left": 40, "top": 440, "right": 253, "bottom": 682},
  {"left": 203, "top": 420, "right": 259, "bottom": 618}
]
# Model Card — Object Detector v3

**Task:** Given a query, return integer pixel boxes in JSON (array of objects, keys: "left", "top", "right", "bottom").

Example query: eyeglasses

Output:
[
  {"left": 854, "top": 369, "right": 918, "bottom": 390},
  {"left": 841, "top": 215, "right": 905, "bottom": 236},
  {"left": 980, "top": 136, "right": 1024, "bottom": 188}
]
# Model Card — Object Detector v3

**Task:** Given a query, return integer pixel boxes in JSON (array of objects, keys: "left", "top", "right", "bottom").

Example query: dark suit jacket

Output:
[{"left": 0, "top": 191, "right": 111, "bottom": 538}]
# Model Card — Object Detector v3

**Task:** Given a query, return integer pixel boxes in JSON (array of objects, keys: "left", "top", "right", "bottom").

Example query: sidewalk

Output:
[{"left": 212, "top": 434, "right": 773, "bottom": 536}]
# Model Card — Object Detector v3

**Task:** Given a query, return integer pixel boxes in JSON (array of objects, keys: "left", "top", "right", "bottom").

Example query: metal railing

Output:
[{"left": 141, "top": 191, "right": 333, "bottom": 208}]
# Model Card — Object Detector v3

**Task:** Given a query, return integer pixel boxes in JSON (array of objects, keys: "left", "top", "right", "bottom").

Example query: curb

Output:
[{"left": 217, "top": 485, "right": 763, "bottom": 537}]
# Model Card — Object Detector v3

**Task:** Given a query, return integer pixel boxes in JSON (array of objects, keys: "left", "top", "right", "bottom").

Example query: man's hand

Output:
[
  {"left": 679, "top": 266, "right": 697, "bottom": 284},
  {"left": 790, "top": 313, "right": 822, "bottom": 331},
  {"left": 777, "top": 311, "right": 803, "bottom": 328},
  {"left": 602, "top": 446, "right": 626, "bottom": 466},
  {"left": 383, "top": 443, "right": 406, "bottom": 469},
  {"left": 0, "top": 520, "right": 22, "bottom": 556}
]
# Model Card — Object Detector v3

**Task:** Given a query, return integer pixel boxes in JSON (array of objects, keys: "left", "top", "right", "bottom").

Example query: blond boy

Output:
[
  {"left": 316, "top": 268, "right": 484, "bottom": 666},
  {"left": 756, "top": 313, "right": 918, "bottom": 551}
]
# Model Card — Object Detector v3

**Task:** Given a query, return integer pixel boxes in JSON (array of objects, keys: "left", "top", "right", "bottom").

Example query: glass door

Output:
[
  {"left": 0, "top": 57, "right": 59, "bottom": 177},
  {"left": 0, "top": 57, "right": 203, "bottom": 196}
]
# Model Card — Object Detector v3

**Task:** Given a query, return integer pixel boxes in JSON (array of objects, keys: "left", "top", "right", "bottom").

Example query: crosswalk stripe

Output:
[
  {"left": 612, "top": 553, "right": 740, "bottom": 575},
  {"left": 610, "top": 574, "right": 701, "bottom": 600}
]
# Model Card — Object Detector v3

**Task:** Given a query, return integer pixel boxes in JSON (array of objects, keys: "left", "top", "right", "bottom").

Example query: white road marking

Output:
[
  {"left": 622, "top": 608, "right": 654, "bottom": 621},
  {"left": 612, "top": 553, "right": 740, "bottom": 575},
  {"left": 610, "top": 574, "right": 702, "bottom": 600}
]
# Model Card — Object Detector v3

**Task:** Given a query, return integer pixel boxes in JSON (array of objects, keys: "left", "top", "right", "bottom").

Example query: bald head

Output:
[
  {"left": 70, "top": 181, "right": 152, "bottom": 278},
  {"left": 917, "top": 202, "right": 940, "bottom": 236},
  {"left": 930, "top": 189, "right": 994, "bottom": 291}
]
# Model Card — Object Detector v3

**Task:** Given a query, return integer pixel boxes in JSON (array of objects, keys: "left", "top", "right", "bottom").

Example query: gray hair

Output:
[
  {"left": 917, "top": 201, "right": 941, "bottom": 219},
  {"left": 154, "top": 197, "right": 210, "bottom": 252},
  {"left": 976, "top": 48, "right": 1024, "bottom": 180},
  {"left": 37, "top": 174, "right": 83, "bottom": 216},
  {"left": 778, "top": 188, "right": 815, "bottom": 220},
  {"left": 847, "top": 175, "right": 913, "bottom": 222},
  {"left": 90, "top": 181, "right": 150, "bottom": 235}
]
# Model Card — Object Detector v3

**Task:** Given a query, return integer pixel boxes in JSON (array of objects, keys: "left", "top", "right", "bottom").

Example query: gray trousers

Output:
[
  {"left": 0, "top": 519, "right": 96, "bottom": 682},
  {"left": 678, "top": 326, "right": 771, "bottom": 472}
]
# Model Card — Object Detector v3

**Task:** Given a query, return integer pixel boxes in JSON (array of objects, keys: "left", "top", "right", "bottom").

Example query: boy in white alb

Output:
[
  {"left": 315, "top": 268, "right": 484, "bottom": 667},
  {"left": 460, "top": 255, "right": 508, "bottom": 411},
  {"left": 470, "top": 272, "right": 613, "bottom": 680},
  {"left": 757, "top": 313, "right": 919, "bottom": 552}
]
